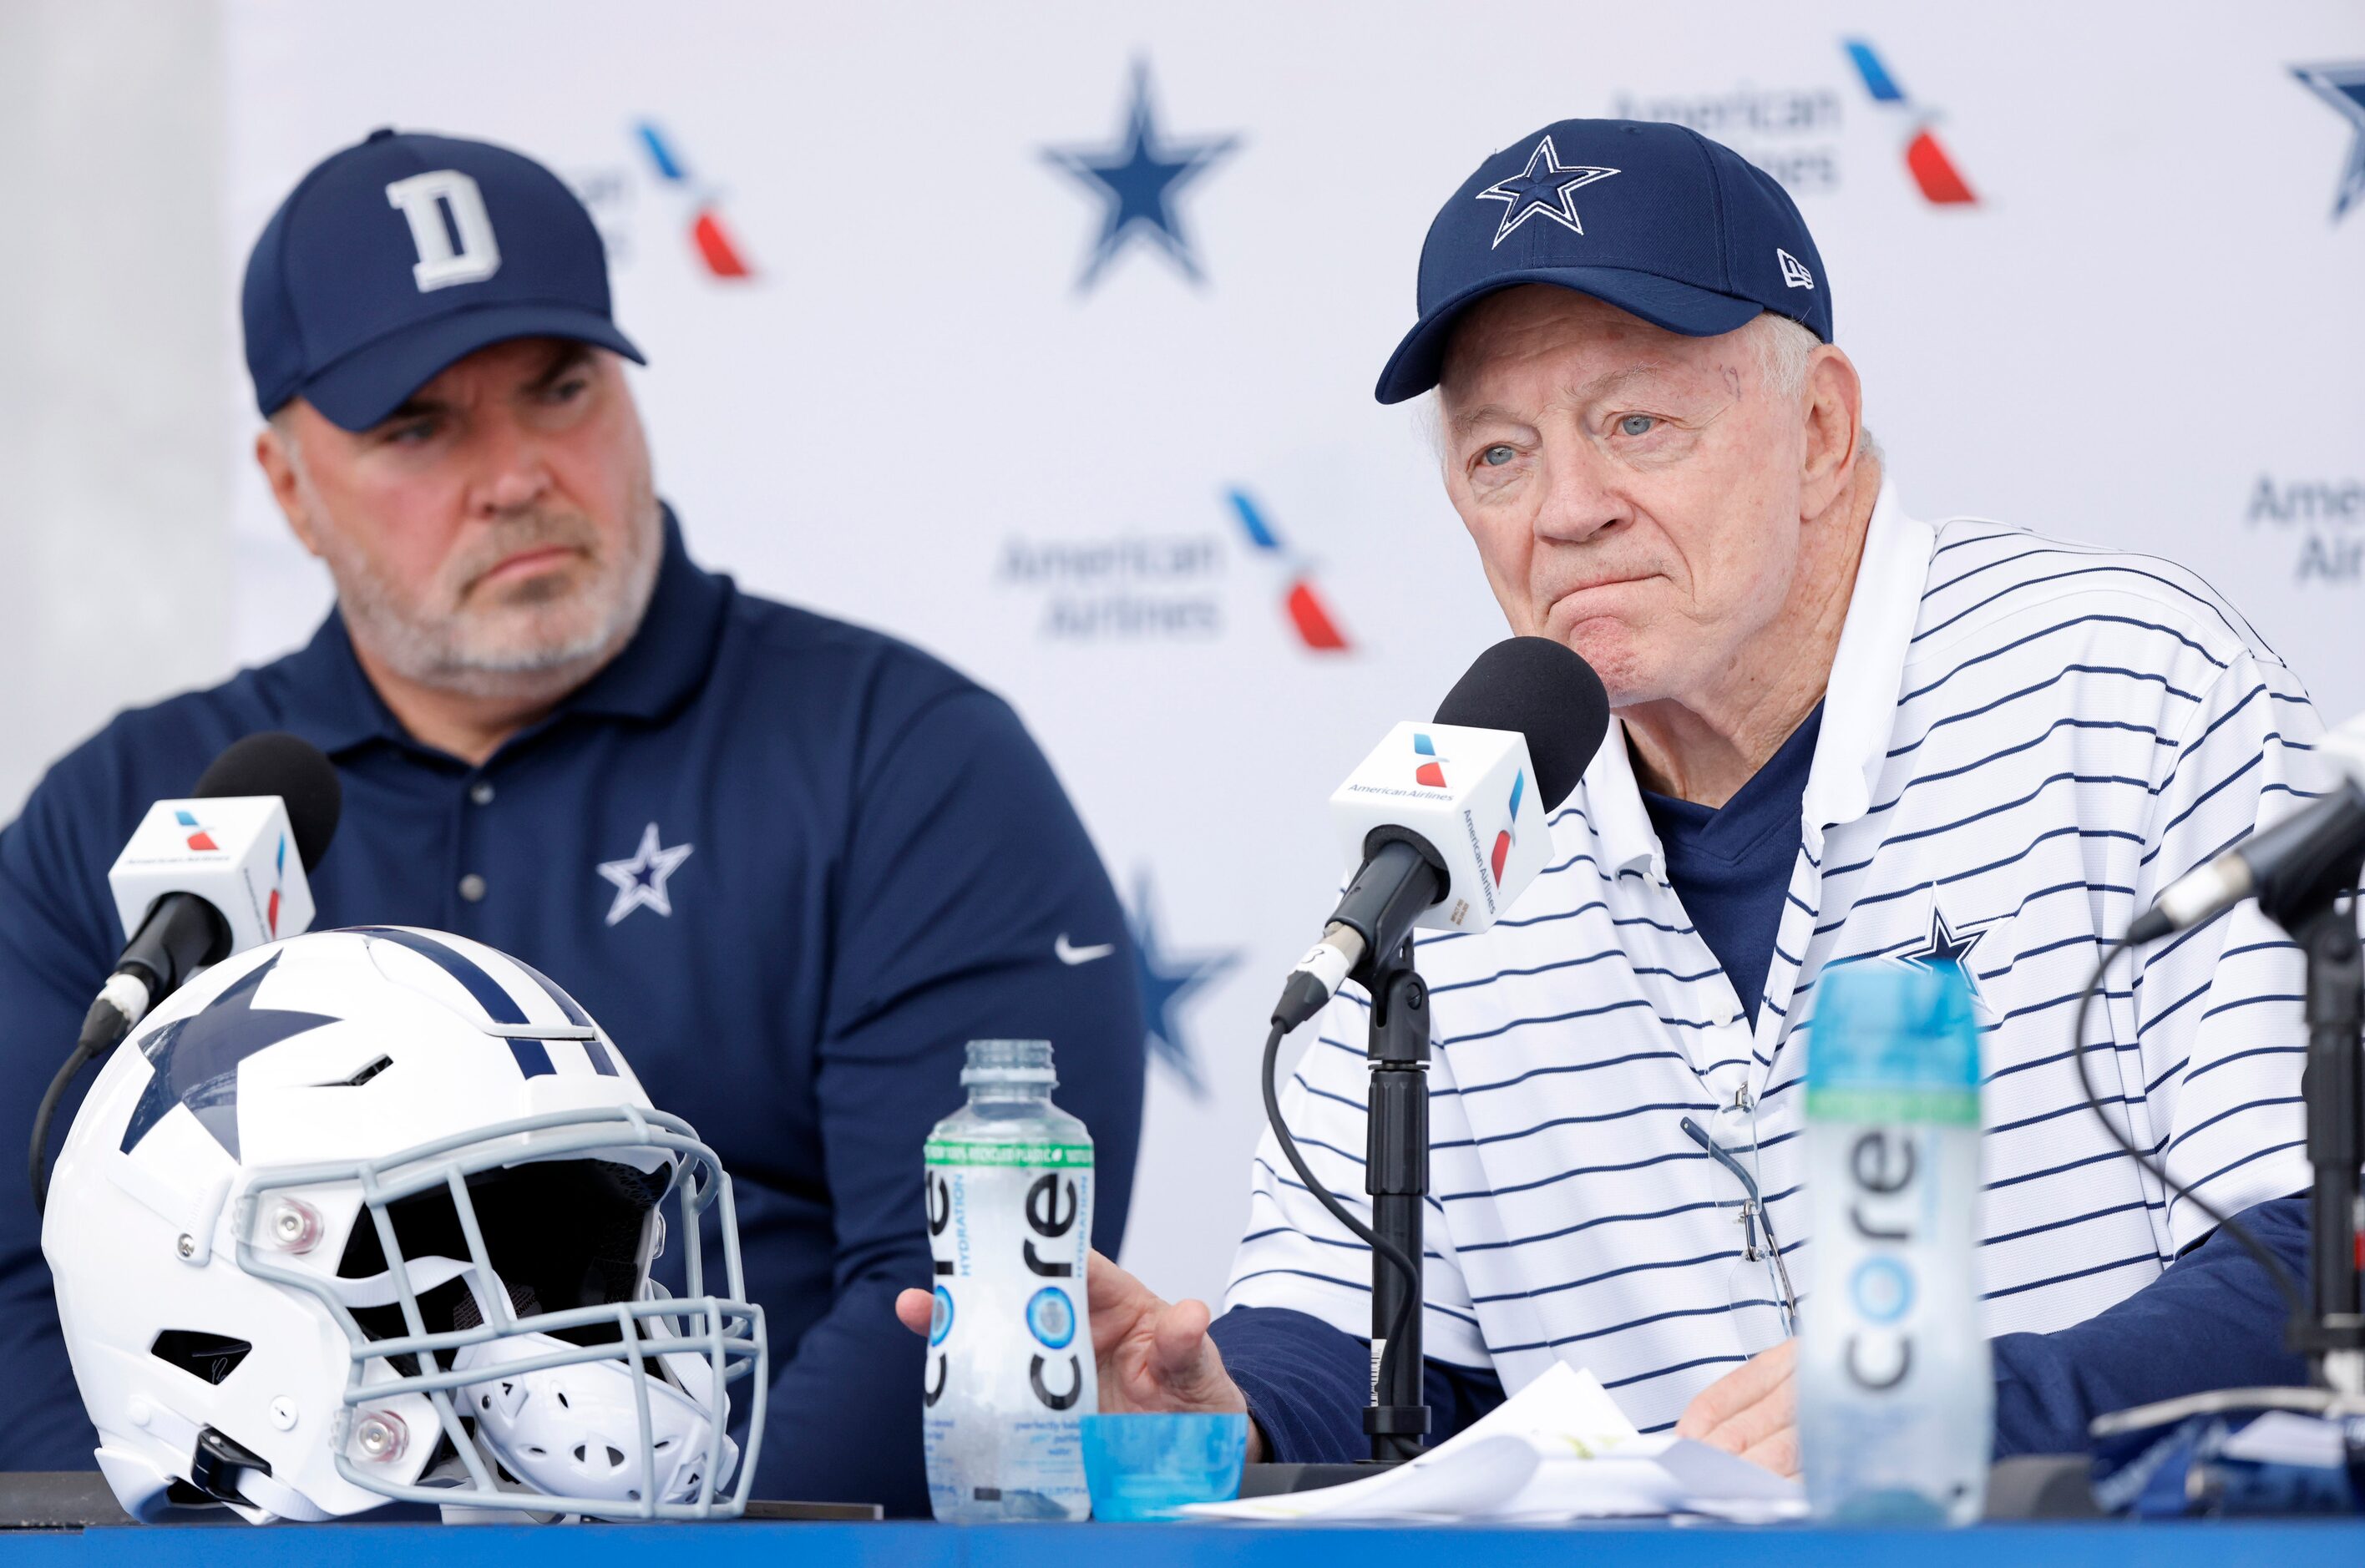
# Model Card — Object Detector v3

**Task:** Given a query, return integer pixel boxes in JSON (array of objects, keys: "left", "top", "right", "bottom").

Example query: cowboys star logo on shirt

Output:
[
  {"left": 597, "top": 822, "right": 694, "bottom": 927},
  {"left": 1899, "top": 898, "right": 1996, "bottom": 1010}
]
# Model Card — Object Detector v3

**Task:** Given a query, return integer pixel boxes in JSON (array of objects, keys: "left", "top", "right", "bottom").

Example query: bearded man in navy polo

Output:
[{"left": 0, "top": 129, "right": 1145, "bottom": 1515}]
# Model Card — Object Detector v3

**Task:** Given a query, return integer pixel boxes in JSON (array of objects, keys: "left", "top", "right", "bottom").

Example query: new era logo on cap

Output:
[
  {"left": 242, "top": 128, "right": 643, "bottom": 431},
  {"left": 1374, "top": 118, "right": 1834, "bottom": 404}
]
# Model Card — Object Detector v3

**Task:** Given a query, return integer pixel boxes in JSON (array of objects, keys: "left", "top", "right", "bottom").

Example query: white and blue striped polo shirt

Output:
[{"left": 1224, "top": 483, "right": 2327, "bottom": 1436}]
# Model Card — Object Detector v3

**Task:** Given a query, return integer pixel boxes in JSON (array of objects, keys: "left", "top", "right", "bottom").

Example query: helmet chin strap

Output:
[{"left": 450, "top": 1328, "right": 734, "bottom": 1510}]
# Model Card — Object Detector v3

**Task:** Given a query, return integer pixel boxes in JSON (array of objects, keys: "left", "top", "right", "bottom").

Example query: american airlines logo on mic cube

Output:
[
  {"left": 107, "top": 797, "right": 315, "bottom": 952},
  {"left": 1331, "top": 721, "right": 1550, "bottom": 932}
]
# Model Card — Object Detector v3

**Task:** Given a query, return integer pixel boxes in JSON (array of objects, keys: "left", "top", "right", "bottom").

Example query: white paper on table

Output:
[
  {"left": 1501, "top": 1434, "right": 1808, "bottom": 1522},
  {"left": 1182, "top": 1361, "right": 1805, "bottom": 1523},
  {"left": 1179, "top": 1434, "right": 1540, "bottom": 1522},
  {"left": 2219, "top": 1410, "right": 2350, "bottom": 1469}
]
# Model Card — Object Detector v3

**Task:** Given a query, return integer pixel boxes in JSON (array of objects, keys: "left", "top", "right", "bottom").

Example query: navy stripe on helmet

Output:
[
  {"left": 494, "top": 951, "right": 613, "bottom": 1074},
  {"left": 508, "top": 1039, "right": 556, "bottom": 1079},
  {"left": 510, "top": 955, "right": 594, "bottom": 1027},
  {"left": 347, "top": 926, "right": 558, "bottom": 1078},
  {"left": 351, "top": 927, "right": 529, "bottom": 1024}
]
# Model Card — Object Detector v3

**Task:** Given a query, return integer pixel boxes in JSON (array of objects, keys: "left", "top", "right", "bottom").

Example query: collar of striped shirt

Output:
[
  {"left": 1228, "top": 483, "right": 2322, "bottom": 1438},
  {"left": 1586, "top": 483, "right": 1932, "bottom": 882}
]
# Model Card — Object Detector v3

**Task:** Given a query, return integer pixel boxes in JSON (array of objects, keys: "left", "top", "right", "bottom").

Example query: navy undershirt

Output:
[{"left": 1637, "top": 703, "right": 1822, "bottom": 1028}]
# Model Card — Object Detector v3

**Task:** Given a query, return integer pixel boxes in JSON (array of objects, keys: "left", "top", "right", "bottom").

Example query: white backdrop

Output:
[{"left": 218, "top": 0, "right": 2365, "bottom": 1305}]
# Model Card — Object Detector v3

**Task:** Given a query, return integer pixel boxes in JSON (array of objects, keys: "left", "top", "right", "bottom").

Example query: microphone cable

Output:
[
  {"left": 2070, "top": 932, "right": 2301, "bottom": 1318},
  {"left": 28, "top": 996, "right": 139, "bottom": 1212},
  {"left": 1261, "top": 1019, "right": 1422, "bottom": 1427}
]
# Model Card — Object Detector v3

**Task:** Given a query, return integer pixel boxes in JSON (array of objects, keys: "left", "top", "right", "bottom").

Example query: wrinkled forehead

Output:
[{"left": 1438, "top": 285, "right": 1735, "bottom": 413}]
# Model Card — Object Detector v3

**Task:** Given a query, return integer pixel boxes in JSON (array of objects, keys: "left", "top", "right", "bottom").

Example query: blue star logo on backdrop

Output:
[
  {"left": 1475, "top": 135, "right": 1621, "bottom": 248},
  {"left": 1043, "top": 60, "right": 1239, "bottom": 291},
  {"left": 2292, "top": 62, "right": 2365, "bottom": 224},
  {"left": 1126, "top": 873, "right": 1237, "bottom": 1097},
  {"left": 120, "top": 953, "right": 336, "bottom": 1158},
  {"left": 598, "top": 822, "right": 695, "bottom": 927}
]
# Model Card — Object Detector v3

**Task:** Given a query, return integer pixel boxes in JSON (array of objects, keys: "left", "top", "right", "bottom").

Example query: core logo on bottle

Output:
[
  {"left": 929, "top": 1287, "right": 955, "bottom": 1346},
  {"left": 1025, "top": 1173, "right": 1085, "bottom": 1412},
  {"left": 1026, "top": 1287, "right": 1076, "bottom": 1350},
  {"left": 1841, "top": 1129, "right": 1922, "bottom": 1393},
  {"left": 923, "top": 1171, "right": 960, "bottom": 1409}
]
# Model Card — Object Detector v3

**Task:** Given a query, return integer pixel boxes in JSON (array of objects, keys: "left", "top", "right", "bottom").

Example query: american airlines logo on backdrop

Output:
[
  {"left": 994, "top": 487, "right": 1354, "bottom": 651},
  {"left": 1609, "top": 79, "right": 1845, "bottom": 195},
  {"left": 1841, "top": 39, "right": 1978, "bottom": 205},
  {"left": 560, "top": 119, "right": 760, "bottom": 281},
  {"left": 2245, "top": 474, "right": 2365, "bottom": 586},
  {"left": 1610, "top": 38, "right": 1981, "bottom": 206}
]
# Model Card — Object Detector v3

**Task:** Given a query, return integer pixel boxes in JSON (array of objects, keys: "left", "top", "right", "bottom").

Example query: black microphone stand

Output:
[
  {"left": 1361, "top": 936, "right": 1433, "bottom": 1463},
  {"left": 1241, "top": 923, "right": 1437, "bottom": 1496},
  {"left": 2286, "top": 902, "right": 2365, "bottom": 1396},
  {"left": 2092, "top": 879, "right": 2365, "bottom": 1449}
]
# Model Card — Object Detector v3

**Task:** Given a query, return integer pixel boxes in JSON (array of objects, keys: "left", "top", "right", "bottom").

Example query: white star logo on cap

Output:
[{"left": 1474, "top": 136, "right": 1621, "bottom": 248}]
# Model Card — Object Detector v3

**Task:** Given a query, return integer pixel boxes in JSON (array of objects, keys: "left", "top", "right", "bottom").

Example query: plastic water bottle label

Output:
[
  {"left": 924, "top": 1138, "right": 1095, "bottom": 1167},
  {"left": 923, "top": 1148, "right": 1096, "bottom": 1519}
]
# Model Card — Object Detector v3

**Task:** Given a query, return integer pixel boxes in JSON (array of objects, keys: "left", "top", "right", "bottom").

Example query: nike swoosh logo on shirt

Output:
[{"left": 1055, "top": 934, "right": 1116, "bottom": 965}]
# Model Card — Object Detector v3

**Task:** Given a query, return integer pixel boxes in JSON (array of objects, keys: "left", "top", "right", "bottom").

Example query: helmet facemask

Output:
[{"left": 236, "top": 1105, "right": 765, "bottom": 1520}]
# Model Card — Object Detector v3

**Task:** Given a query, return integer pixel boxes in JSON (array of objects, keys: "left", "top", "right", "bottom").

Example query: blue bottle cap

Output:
[{"left": 1807, "top": 960, "right": 1981, "bottom": 1124}]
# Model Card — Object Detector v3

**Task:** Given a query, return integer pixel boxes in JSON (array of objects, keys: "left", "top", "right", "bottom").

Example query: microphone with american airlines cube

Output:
[{"left": 1258, "top": 636, "right": 1610, "bottom": 1484}]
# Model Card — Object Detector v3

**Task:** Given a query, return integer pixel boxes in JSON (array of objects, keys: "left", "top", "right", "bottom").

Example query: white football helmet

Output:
[{"left": 41, "top": 925, "right": 766, "bottom": 1524}]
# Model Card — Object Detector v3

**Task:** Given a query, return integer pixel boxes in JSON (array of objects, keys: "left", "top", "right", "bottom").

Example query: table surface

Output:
[{"left": 7, "top": 1519, "right": 2365, "bottom": 1565}]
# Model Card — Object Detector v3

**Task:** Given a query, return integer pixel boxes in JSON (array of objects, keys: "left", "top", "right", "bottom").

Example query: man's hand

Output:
[
  {"left": 1674, "top": 1338, "right": 1798, "bottom": 1478},
  {"left": 894, "top": 1250, "right": 1267, "bottom": 1462}
]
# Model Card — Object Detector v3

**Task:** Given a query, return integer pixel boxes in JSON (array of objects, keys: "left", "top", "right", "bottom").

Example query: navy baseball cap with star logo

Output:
[
  {"left": 1375, "top": 118, "right": 1832, "bottom": 405},
  {"left": 242, "top": 128, "right": 643, "bottom": 431}
]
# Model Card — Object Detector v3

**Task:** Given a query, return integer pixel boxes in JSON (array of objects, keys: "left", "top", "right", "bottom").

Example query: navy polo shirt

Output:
[{"left": 0, "top": 510, "right": 1146, "bottom": 1515}]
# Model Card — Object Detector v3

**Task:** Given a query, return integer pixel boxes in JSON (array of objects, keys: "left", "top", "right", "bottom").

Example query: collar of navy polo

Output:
[{"left": 269, "top": 504, "right": 728, "bottom": 762}]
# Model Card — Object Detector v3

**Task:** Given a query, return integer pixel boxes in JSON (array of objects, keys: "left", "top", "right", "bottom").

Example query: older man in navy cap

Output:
[
  {"left": 0, "top": 129, "right": 1146, "bottom": 1515},
  {"left": 904, "top": 118, "right": 2327, "bottom": 1477}
]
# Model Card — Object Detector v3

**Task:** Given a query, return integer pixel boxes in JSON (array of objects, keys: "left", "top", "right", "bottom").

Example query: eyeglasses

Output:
[{"left": 1681, "top": 1115, "right": 1799, "bottom": 1347}]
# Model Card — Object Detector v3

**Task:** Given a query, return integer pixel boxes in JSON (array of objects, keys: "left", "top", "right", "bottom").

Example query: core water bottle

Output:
[
  {"left": 1800, "top": 961, "right": 1991, "bottom": 1524},
  {"left": 920, "top": 1039, "right": 1097, "bottom": 1521}
]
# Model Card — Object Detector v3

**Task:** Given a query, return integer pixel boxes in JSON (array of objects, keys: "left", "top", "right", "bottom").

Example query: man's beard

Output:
[{"left": 316, "top": 496, "right": 663, "bottom": 702}]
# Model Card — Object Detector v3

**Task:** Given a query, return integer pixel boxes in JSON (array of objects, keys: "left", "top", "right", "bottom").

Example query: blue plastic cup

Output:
[{"left": 1078, "top": 1412, "right": 1249, "bottom": 1520}]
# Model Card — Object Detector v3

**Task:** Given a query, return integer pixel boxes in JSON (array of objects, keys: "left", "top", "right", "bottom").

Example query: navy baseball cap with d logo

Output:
[
  {"left": 242, "top": 128, "right": 643, "bottom": 430},
  {"left": 1375, "top": 119, "right": 1831, "bottom": 404}
]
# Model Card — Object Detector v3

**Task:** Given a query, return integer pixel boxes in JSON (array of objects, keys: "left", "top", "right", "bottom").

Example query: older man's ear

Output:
[{"left": 1795, "top": 346, "right": 1866, "bottom": 521}]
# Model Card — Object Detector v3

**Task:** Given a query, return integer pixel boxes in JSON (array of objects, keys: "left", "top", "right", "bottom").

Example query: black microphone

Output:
[
  {"left": 2125, "top": 716, "right": 2365, "bottom": 943},
  {"left": 1273, "top": 638, "right": 1612, "bottom": 1029},
  {"left": 2125, "top": 781, "right": 2365, "bottom": 943},
  {"left": 32, "top": 734, "right": 342, "bottom": 1209}
]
